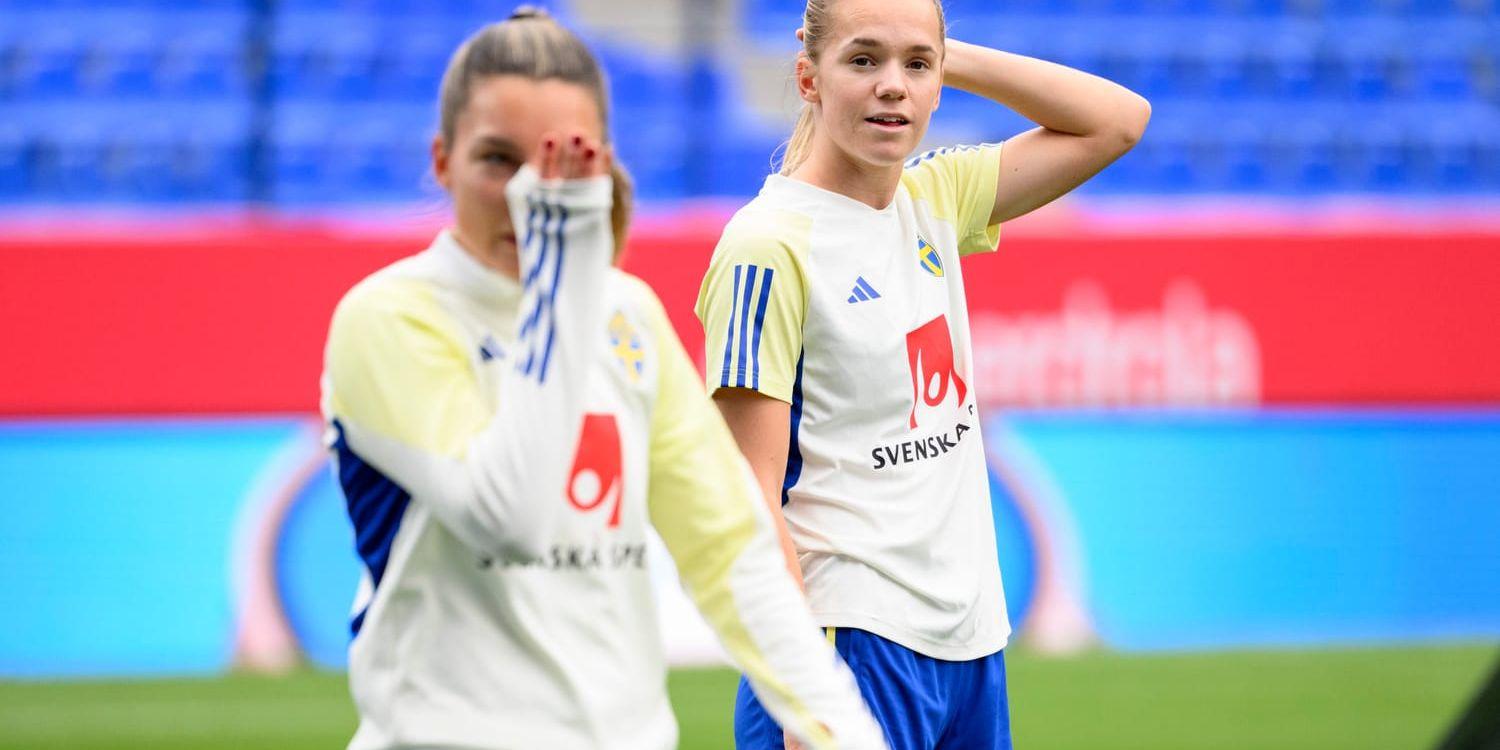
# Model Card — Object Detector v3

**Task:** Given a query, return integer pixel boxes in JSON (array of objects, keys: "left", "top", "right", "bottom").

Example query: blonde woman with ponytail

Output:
[
  {"left": 695, "top": 0, "right": 1150, "bottom": 747},
  {"left": 321, "top": 8, "right": 887, "bottom": 750}
]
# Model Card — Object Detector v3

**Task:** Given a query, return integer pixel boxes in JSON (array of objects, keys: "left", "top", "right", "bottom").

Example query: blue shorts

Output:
[{"left": 734, "top": 627, "right": 1012, "bottom": 750}]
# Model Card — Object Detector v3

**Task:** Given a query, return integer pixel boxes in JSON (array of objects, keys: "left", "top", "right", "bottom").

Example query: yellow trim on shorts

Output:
[{"left": 825, "top": 627, "right": 836, "bottom": 646}]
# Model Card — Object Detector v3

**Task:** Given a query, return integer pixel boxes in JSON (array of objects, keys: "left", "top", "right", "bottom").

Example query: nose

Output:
[{"left": 874, "top": 66, "right": 907, "bottom": 101}]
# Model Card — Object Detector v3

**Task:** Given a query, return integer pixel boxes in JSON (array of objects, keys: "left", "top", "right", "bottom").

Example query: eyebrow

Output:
[
  {"left": 472, "top": 135, "right": 520, "bottom": 152},
  {"left": 845, "top": 37, "right": 939, "bottom": 55}
]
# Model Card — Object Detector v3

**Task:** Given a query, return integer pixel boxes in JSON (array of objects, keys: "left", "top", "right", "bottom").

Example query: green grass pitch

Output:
[{"left": 0, "top": 643, "right": 1493, "bottom": 749}]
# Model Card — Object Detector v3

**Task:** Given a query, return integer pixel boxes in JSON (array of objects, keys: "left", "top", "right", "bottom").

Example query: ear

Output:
[
  {"left": 431, "top": 134, "right": 451, "bottom": 191},
  {"left": 795, "top": 52, "right": 819, "bottom": 105}
]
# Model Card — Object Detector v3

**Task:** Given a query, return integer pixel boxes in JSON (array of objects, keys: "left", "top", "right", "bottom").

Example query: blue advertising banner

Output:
[{"left": 2, "top": 411, "right": 1498, "bottom": 677}]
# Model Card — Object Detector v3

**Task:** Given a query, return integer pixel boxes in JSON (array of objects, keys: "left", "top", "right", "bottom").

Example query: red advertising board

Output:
[{"left": 1, "top": 219, "right": 1496, "bottom": 415}]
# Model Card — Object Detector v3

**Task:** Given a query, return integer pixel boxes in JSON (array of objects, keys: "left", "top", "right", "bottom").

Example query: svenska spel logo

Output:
[
  {"left": 567, "top": 413, "right": 624, "bottom": 528},
  {"left": 918, "top": 236, "right": 944, "bottom": 277},
  {"left": 905, "top": 315, "right": 967, "bottom": 429}
]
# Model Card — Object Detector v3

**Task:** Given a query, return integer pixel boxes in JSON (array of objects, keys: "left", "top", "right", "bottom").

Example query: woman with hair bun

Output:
[{"left": 321, "top": 9, "right": 887, "bottom": 749}]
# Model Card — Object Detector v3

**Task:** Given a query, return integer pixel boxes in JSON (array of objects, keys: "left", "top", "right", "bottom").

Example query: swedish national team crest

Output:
[
  {"left": 918, "top": 237, "right": 944, "bottom": 277},
  {"left": 608, "top": 312, "right": 645, "bottom": 381}
]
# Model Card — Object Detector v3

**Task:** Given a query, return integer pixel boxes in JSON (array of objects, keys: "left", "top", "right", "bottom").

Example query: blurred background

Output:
[{"left": 1, "top": 0, "right": 1498, "bottom": 748}]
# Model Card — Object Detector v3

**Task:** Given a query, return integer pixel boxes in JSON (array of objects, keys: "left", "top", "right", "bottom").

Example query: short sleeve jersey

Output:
[{"left": 695, "top": 143, "right": 1011, "bottom": 660}]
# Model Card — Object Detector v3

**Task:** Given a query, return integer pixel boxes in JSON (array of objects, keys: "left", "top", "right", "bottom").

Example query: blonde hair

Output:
[
  {"left": 438, "top": 7, "right": 634, "bottom": 256},
  {"left": 779, "top": 0, "right": 948, "bottom": 175}
]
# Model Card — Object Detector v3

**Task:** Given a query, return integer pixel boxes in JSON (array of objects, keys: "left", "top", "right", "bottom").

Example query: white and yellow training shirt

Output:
[
  {"left": 321, "top": 166, "right": 885, "bottom": 750},
  {"left": 695, "top": 144, "right": 1011, "bottom": 662}
]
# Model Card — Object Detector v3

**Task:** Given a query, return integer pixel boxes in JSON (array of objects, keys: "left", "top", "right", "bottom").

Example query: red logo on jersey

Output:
[
  {"left": 906, "top": 315, "right": 968, "bottom": 429},
  {"left": 567, "top": 413, "right": 624, "bottom": 528}
]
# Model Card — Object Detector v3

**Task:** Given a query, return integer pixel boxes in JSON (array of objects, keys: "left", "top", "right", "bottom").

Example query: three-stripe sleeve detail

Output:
[
  {"left": 736, "top": 266, "right": 756, "bottom": 387},
  {"left": 517, "top": 198, "right": 567, "bottom": 384},
  {"left": 718, "top": 263, "right": 775, "bottom": 391},
  {"left": 720, "top": 266, "right": 741, "bottom": 388},
  {"left": 750, "top": 268, "right": 774, "bottom": 390}
]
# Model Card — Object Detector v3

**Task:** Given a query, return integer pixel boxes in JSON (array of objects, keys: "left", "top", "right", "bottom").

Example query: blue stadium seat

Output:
[
  {"left": 177, "top": 106, "right": 254, "bottom": 201},
  {"left": 610, "top": 102, "right": 689, "bottom": 201},
  {"left": 1199, "top": 35, "right": 1249, "bottom": 97},
  {"left": 45, "top": 118, "right": 107, "bottom": 201},
  {"left": 155, "top": 19, "right": 250, "bottom": 98},
  {"left": 10, "top": 21, "right": 83, "bottom": 98},
  {"left": 1261, "top": 32, "right": 1318, "bottom": 99},
  {"left": 700, "top": 123, "right": 783, "bottom": 198},
  {"left": 1356, "top": 120, "right": 1411, "bottom": 191},
  {"left": 271, "top": 102, "right": 434, "bottom": 203},
  {"left": 0, "top": 123, "right": 27, "bottom": 199},
  {"left": 271, "top": 13, "right": 379, "bottom": 100},
  {"left": 1220, "top": 120, "right": 1270, "bottom": 190},
  {"left": 81, "top": 26, "right": 157, "bottom": 97},
  {"left": 740, "top": 0, "right": 806, "bottom": 47},
  {"left": 591, "top": 42, "right": 691, "bottom": 114},
  {"left": 373, "top": 21, "right": 460, "bottom": 101}
]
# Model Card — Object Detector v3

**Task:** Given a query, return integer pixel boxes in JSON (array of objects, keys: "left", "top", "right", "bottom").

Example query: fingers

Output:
[
  {"left": 593, "top": 143, "right": 613, "bottom": 179},
  {"left": 537, "top": 135, "right": 560, "bottom": 180},
  {"left": 560, "top": 134, "right": 582, "bottom": 178},
  {"left": 535, "top": 131, "right": 607, "bottom": 181}
]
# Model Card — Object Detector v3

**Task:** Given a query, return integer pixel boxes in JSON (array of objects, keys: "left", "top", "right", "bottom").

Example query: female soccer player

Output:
[
  {"left": 695, "top": 0, "right": 1151, "bottom": 748},
  {"left": 321, "top": 9, "right": 886, "bottom": 750}
]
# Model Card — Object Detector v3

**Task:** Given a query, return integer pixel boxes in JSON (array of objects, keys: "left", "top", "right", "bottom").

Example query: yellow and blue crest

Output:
[
  {"left": 918, "top": 237, "right": 944, "bottom": 278},
  {"left": 608, "top": 311, "right": 645, "bottom": 382}
]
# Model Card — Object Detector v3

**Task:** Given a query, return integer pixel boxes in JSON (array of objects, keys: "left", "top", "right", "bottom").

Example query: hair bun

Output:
[{"left": 508, "top": 5, "right": 550, "bottom": 20}]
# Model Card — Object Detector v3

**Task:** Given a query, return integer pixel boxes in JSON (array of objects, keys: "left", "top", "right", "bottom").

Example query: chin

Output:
[{"left": 859, "top": 148, "right": 912, "bottom": 170}]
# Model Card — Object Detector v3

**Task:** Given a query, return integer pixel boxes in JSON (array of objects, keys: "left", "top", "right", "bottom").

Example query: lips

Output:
[{"left": 865, "top": 114, "right": 910, "bottom": 129}]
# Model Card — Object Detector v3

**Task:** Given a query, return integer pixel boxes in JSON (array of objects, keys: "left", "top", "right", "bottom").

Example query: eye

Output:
[
  {"left": 908, "top": 58, "right": 931, "bottom": 71},
  {"left": 850, "top": 55, "right": 876, "bottom": 67},
  {"left": 481, "top": 152, "right": 518, "bottom": 167}
]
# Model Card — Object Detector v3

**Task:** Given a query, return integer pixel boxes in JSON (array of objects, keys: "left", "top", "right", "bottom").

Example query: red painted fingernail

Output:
[
  {"left": 572, "top": 135, "right": 583, "bottom": 146},
  {"left": 584, "top": 147, "right": 596, "bottom": 160},
  {"left": 544, "top": 138, "right": 556, "bottom": 150}
]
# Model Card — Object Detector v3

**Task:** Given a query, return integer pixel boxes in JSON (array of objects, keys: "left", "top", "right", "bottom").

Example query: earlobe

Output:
[
  {"left": 430, "top": 135, "right": 450, "bottom": 190},
  {"left": 795, "top": 54, "right": 820, "bottom": 105}
]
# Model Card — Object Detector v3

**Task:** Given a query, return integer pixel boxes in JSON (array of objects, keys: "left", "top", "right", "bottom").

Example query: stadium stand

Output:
[{"left": 0, "top": 0, "right": 1494, "bottom": 203}]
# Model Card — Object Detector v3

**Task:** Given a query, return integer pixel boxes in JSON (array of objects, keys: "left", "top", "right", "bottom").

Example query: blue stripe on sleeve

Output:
[
  {"left": 780, "top": 352, "right": 805, "bottom": 507},
  {"left": 523, "top": 200, "right": 544, "bottom": 292},
  {"left": 331, "top": 420, "right": 411, "bottom": 637},
  {"left": 750, "top": 268, "right": 774, "bottom": 391},
  {"left": 720, "top": 264, "right": 742, "bottom": 388},
  {"left": 736, "top": 264, "right": 757, "bottom": 387},
  {"left": 518, "top": 203, "right": 552, "bottom": 343},
  {"left": 537, "top": 204, "right": 567, "bottom": 384}
]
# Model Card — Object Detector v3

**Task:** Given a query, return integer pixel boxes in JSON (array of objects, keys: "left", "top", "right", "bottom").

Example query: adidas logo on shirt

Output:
[
  {"left": 847, "top": 276, "right": 881, "bottom": 304},
  {"left": 479, "top": 334, "right": 503, "bottom": 362}
]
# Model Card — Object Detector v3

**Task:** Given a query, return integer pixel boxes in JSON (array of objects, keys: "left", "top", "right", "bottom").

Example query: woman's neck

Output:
[
  {"left": 450, "top": 227, "right": 520, "bottom": 280},
  {"left": 791, "top": 146, "right": 904, "bottom": 210}
]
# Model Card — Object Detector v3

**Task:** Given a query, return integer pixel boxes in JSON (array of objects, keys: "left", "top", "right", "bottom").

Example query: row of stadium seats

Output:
[
  {"left": 1, "top": 103, "right": 253, "bottom": 201},
  {"left": 0, "top": 11, "right": 250, "bottom": 100},
  {"left": 6, "top": 98, "right": 1495, "bottom": 203},
  {"left": 744, "top": 0, "right": 1498, "bottom": 28},
  {"left": 3, "top": 0, "right": 1497, "bottom": 202},
  {"left": 10, "top": 14, "right": 1491, "bottom": 106}
]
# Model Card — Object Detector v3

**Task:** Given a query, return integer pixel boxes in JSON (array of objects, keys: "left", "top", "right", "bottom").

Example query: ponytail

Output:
[
  {"left": 779, "top": 106, "right": 817, "bottom": 176},
  {"left": 608, "top": 159, "right": 634, "bottom": 260}
]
